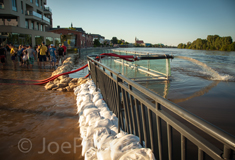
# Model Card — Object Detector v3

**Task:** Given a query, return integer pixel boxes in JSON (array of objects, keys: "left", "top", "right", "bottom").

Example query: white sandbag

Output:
[
  {"left": 110, "top": 134, "right": 142, "bottom": 160},
  {"left": 80, "top": 126, "right": 88, "bottom": 138},
  {"left": 97, "top": 148, "right": 111, "bottom": 160},
  {"left": 85, "top": 147, "right": 98, "bottom": 160},
  {"left": 83, "top": 108, "right": 100, "bottom": 117},
  {"left": 100, "top": 110, "right": 113, "bottom": 119},
  {"left": 119, "top": 148, "right": 156, "bottom": 160},
  {"left": 97, "top": 134, "right": 115, "bottom": 150},
  {"left": 89, "top": 87, "right": 96, "bottom": 94},
  {"left": 82, "top": 138, "right": 94, "bottom": 156},
  {"left": 85, "top": 112, "right": 100, "bottom": 126},
  {"left": 95, "top": 118, "right": 112, "bottom": 128},
  {"left": 93, "top": 127, "right": 111, "bottom": 148},
  {"left": 79, "top": 115, "right": 86, "bottom": 127},
  {"left": 88, "top": 116, "right": 103, "bottom": 126},
  {"left": 79, "top": 102, "right": 96, "bottom": 113},
  {"left": 110, "top": 114, "right": 118, "bottom": 126},
  {"left": 83, "top": 94, "right": 93, "bottom": 103},
  {"left": 93, "top": 93, "right": 103, "bottom": 103},
  {"left": 95, "top": 99, "right": 108, "bottom": 108}
]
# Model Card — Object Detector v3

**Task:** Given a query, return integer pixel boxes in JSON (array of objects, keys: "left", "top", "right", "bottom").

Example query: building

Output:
[
  {"left": 135, "top": 37, "right": 144, "bottom": 44},
  {"left": 49, "top": 25, "right": 93, "bottom": 48},
  {"left": 90, "top": 34, "right": 105, "bottom": 44},
  {"left": 0, "top": 0, "right": 60, "bottom": 48}
]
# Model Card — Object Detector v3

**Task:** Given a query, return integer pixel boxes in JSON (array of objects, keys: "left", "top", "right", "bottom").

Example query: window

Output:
[
  {"left": 30, "top": 0, "right": 33, "bottom": 3},
  {"left": 0, "top": 0, "right": 4, "bottom": 9},
  {"left": 35, "top": 0, "right": 39, "bottom": 6},
  {"left": 41, "top": 25, "right": 43, "bottom": 31},
  {"left": 12, "top": 0, "right": 17, "bottom": 11},
  {"left": 25, "top": 20, "right": 28, "bottom": 29},
  {"left": 40, "top": 0, "right": 42, "bottom": 9},
  {"left": 31, "top": 21, "right": 34, "bottom": 30},
  {"left": 21, "top": 1, "right": 23, "bottom": 14}
]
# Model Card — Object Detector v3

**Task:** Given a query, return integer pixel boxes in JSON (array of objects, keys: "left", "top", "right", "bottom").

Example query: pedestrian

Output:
[
  {"left": 36, "top": 45, "right": 40, "bottom": 66},
  {"left": 57, "top": 44, "right": 64, "bottom": 66},
  {"left": 48, "top": 44, "right": 57, "bottom": 68},
  {"left": 17, "top": 45, "right": 24, "bottom": 67},
  {"left": 8, "top": 44, "right": 17, "bottom": 69},
  {"left": 0, "top": 45, "right": 6, "bottom": 69},
  {"left": 23, "top": 45, "right": 36, "bottom": 69},
  {"left": 39, "top": 41, "right": 47, "bottom": 68},
  {"left": 61, "top": 43, "right": 67, "bottom": 61}
]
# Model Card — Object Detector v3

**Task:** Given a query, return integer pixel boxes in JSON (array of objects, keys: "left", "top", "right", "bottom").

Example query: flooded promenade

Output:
[{"left": 0, "top": 54, "right": 83, "bottom": 160}]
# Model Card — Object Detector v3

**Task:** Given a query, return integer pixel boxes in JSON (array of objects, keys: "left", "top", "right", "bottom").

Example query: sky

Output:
[{"left": 47, "top": 0, "right": 235, "bottom": 46}]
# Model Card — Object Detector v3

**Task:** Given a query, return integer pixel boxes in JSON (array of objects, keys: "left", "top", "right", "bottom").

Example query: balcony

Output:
[
  {"left": 25, "top": 10, "right": 42, "bottom": 19},
  {"left": 44, "top": 7, "right": 52, "bottom": 14},
  {"left": 25, "top": 10, "right": 50, "bottom": 25},
  {"left": 43, "top": 15, "right": 50, "bottom": 23}
]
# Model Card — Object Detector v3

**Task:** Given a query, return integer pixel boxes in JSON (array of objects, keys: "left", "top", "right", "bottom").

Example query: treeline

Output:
[{"left": 178, "top": 35, "right": 235, "bottom": 51}]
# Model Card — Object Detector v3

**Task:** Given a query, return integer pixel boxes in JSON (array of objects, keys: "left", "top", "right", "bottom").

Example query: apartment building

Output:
[{"left": 0, "top": 0, "right": 60, "bottom": 48}]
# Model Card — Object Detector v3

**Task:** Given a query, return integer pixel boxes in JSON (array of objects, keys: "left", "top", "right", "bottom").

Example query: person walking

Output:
[
  {"left": 8, "top": 44, "right": 17, "bottom": 69},
  {"left": 48, "top": 44, "right": 57, "bottom": 68},
  {"left": 61, "top": 43, "right": 67, "bottom": 60},
  {"left": 23, "top": 45, "right": 36, "bottom": 69},
  {"left": 36, "top": 45, "right": 40, "bottom": 66},
  {"left": 57, "top": 44, "right": 64, "bottom": 66},
  {"left": 39, "top": 41, "right": 47, "bottom": 68}
]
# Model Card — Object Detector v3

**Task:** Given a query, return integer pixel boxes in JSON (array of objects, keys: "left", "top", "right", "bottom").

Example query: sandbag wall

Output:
[{"left": 74, "top": 80, "right": 156, "bottom": 160}]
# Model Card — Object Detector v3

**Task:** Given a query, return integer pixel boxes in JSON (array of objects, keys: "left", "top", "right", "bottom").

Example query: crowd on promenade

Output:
[{"left": 0, "top": 41, "right": 67, "bottom": 69}]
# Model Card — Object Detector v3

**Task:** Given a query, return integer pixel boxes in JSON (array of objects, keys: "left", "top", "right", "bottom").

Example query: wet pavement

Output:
[{"left": 0, "top": 54, "right": 83, "bottom": 160}]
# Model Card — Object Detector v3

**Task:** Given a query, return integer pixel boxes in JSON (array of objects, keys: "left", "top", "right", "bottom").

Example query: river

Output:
[{"left": 110, "top": 48, "right": 235, "bottom": 137}]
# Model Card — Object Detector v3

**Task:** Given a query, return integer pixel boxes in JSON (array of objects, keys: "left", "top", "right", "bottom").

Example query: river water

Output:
[{"left": 111, "top": 48, "right": 235, "bottom": 137}]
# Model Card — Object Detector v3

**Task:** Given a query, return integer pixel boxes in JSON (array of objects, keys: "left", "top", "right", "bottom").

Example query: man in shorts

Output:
[
  {"left": 57, "top": 44, "right": 64, "bottom": 66},
  {"left": 39, "top": 41, "right": 47, "bottom": 68},
  {"left": 0, "top": 45, "right": 6, "bottom": 69},
  {"left": 24, "top": 45, "right": 36, "bottom": 69}
]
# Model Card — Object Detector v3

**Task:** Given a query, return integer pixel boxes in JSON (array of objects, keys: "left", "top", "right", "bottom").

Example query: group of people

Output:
[{"left": 0, "top": 42, "right": 67, "bottom": 69}]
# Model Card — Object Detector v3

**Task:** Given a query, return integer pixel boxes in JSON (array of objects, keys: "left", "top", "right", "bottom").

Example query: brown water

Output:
[{"left": 0, "top": 54, "right": 83, "bottom": 160}]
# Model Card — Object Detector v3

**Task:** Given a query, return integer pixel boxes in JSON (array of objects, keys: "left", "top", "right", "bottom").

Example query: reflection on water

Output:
[{"left": 0, "top": 54, "right": 83, "bottom": 160}]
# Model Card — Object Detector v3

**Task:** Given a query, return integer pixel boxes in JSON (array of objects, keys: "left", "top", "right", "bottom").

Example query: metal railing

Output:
[
  {"left": 25, "top": 10, "right": 42, "bottom": 19},
  {"left": 43, "top": 15, "right": 50, "bottom": 23},
  {"left": 87, "top": 55, "right": 235, "bottom": 160}
]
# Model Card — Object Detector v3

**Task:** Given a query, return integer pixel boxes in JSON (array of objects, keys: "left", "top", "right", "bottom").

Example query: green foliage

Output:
[
  {"left": 111, "top": 37, "right": 118, "bottom": 44},
  {"left": 178, "top": 35, "right": 234, "bottom": 51},
  {"left": 93, "top": 39, "right": 100, "bottom": 47}
]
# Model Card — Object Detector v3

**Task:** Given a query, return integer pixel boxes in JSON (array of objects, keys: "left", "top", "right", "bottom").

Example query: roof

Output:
[
  {"left": 136, "top": 40, "right": 144, "bottom": 44},
  {"left": 49, "top": 27, "right": 85, "bottom": 33}
]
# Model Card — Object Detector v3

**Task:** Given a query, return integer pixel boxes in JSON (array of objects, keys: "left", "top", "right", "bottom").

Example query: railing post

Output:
[
  {"left": 116, "top": 74, "right": 122, "bottom": 133},
  {"left": 166, "top": 58, "right": 169, "bottom": 79},
  {"left": 223, "top": 145, "right": 233, "bottom": 160}
]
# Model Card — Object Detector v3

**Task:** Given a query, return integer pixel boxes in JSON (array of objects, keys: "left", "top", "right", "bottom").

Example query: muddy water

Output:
[{"left": 0, "top": 54, "right": 83, "bottom": 160}]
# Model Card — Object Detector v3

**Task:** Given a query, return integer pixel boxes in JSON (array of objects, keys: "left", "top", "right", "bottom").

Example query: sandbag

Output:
[
  {"left": 119, "top": 148, "right": 156, "bottom": 160},
  {"left": 85, "top": 147, "right": 98, "bottom": 160}
]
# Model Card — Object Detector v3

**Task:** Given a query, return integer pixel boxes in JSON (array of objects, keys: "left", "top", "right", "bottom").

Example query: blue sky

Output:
[{"left": 47, "top": 0, "right": 235, "bottom": 46}]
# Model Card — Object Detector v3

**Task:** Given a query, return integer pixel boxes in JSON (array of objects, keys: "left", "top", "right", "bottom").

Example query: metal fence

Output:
[{"left": 87, "top": 56, "right": 235, "bottom": 160}]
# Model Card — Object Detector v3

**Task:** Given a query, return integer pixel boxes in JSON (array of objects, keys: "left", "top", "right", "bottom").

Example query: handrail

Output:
[{"left": 87, "top": 55, "right": 235, "bottom": 150}]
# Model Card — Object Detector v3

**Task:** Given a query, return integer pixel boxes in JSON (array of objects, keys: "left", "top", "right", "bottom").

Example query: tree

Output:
[
  {"left": 227, "top": 42, "right": 235, "bottom": 51},
  {"left": 93, "top": 39, "right": 100, "bottom": 47},
  {"left": 178, "top": 43, "right": 183, "bottom": 49},
  {"left": 111, "top": 37, "right": 118, "bottom": 44}
]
